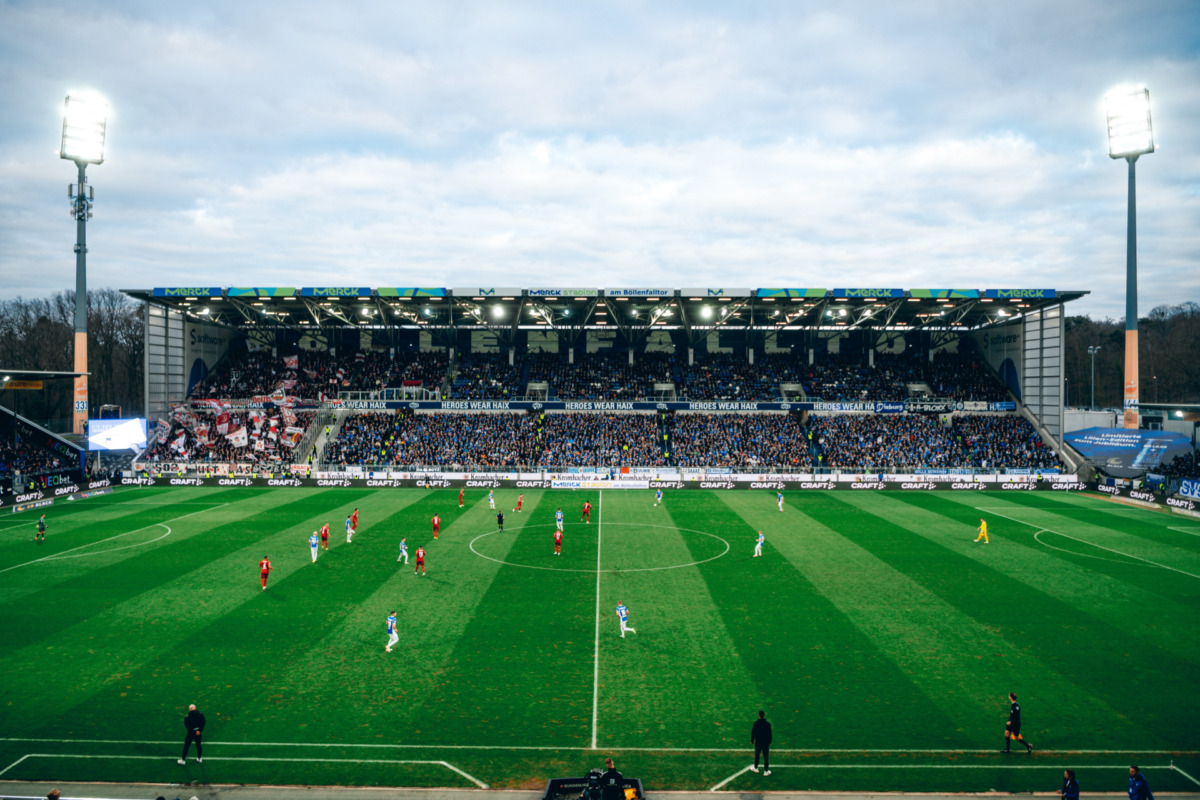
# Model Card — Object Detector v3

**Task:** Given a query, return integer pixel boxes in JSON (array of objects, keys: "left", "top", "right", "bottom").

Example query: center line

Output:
[{"left": 591, "top": 489, "right": 603, "bottom": 750}]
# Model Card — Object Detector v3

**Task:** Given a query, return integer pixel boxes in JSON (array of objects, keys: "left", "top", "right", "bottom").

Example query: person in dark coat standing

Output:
[
  {"left": 1128, "top": 766, "right": 1154, "bottom": 800},
  {"left": 1058, "top": 769, "right": 1079, "bottom": 800},
  {"left": 600, "top": 758, "right": 624, "bottom": 800},
  {"left": 750, "top": 710, "right": 772, "bottom": 775},
  {"left": 177, "top": 703, "right": 205, "bottom": 765}
]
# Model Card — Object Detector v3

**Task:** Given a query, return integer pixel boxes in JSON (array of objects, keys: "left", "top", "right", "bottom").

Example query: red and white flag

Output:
[
  {"left": 215, "top": 412, "right": 231, "bottom": 435},
  {"left": 283, "top": 355, "right": 299, "bottom": 370},
  {"left": 226, "top": 427, "right": 248, "bottom": 447}
]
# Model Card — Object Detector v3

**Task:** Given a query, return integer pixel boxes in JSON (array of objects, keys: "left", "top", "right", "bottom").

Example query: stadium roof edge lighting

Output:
[{"left": 122, "top": 287, "right": 1087, "bottom": 334}]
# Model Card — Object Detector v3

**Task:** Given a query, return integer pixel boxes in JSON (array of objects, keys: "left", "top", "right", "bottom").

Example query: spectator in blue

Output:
[{"left": 1128, "top": 766, "right": 1153, "bottom": 800}]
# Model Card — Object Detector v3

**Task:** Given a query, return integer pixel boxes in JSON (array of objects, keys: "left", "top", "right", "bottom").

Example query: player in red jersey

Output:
[
  {"left": 319, "top": 523, "right": 329, "bottom": 550},
  {"left": 414, "top": 546, "right": 426, "bottom": 576},
  {"left": 553, "top": 529, "right": 563, "bottom": 555},
  {"left": 431, "top": 514, "right": 441, "bottom": 540},
  {"left": 351, "top": 508, "right": 359, "bottom": 532},
  {"left": 458, "top": 488, "right": 464, "bottom": 508},
  {"left": 515, "top": 493, "right": 524, "bottom": 513},
  {"left": 259, "top": 556, "right": 272, "bottom": 590},
  {"left": 581, "top": 501, "right": 591, "bottom": 522}
]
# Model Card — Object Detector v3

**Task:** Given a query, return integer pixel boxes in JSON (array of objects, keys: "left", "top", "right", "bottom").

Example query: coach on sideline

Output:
[{"left": 178, "top": 703, "right": 205, "bottom": 765}]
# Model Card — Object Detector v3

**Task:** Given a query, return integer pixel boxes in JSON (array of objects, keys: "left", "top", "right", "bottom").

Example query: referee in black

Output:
[
  {"left": 178, "top": 703, "right": 205, "bottom": 765},
  {"left": 1004, "top": 692, "right": 1032, "bottom": 753},
  {"left": 750, "top": 710, "right": 772, "bottom": 775}
]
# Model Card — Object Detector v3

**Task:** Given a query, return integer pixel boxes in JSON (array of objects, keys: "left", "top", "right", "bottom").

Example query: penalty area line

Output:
[
  {"left": 978, "top": 507, "right": 1200, "bottom": 581},
  {"left": 710, "top": 763, "right": 1184, "bottom": 791},
  {"left": 0, "top": 503, "right": 227, "bottom": 575},
  {"left": 0, "top": 753, "right": 486, "bottom": 788},
  {"left": 1174, "top": 763, "right": 1200, "bottom": 788}
]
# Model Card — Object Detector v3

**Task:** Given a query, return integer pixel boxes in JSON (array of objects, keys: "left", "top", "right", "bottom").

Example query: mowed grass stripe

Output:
[
  {"left": 901, "top": 491, "right": 1200, "bottom": 658},
  {"left": 983, "top": 491, "right": 1200, "bottom": 562},
  {"left": 4, "top": 488, "right": 379, "bottom": 737},
  {"left": 219, "top": 489, "right": 521, "bottom": 743},
  {"left": 677, "top": 491, "right": 963, "bottom": 749},
  {"left": 0, "top": 486, "right": 243, "bottom": 572},
  {"left": 596, "top": 489, "right": 762, "bottom": 750},
  {"left": 961, "top": 493, "right": 1200, "bottom": 580},
  {"left": 827, "top": 492, "right": 1189, "bottom": 747},
  {"left": 729, "top": 490, "right": 1065, "bottom": 747},
  {"left": 0, "top": 488, "right": 271, "bottom": 649},
  {"left": 401, "top": 489, "right": 596, "bottom": 746}
]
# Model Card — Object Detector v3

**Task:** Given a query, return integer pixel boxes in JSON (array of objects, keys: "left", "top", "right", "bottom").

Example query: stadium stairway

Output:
[{"left": 312, "top": 408, "right": 350, "bottom": 466}]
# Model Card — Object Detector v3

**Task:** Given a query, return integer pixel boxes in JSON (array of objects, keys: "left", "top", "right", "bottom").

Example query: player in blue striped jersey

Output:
[
  {"left": 654, "top": 488, "right": 663, "bottom": 507},
  {"left": 385, "top": 611, "right": 398, "bottom": 653},
  {"left": 754, "top": 530, "right": 765, "bottom": 558},
  {"left": 616, "top": 602, "right": 636, "bottom": 638},
  {"left": 397, "top": 537, "right": 408, "bottom": 564},
  {"left": 555, "top": 508, "right": 564, "bottom": 532},
  {"left": 309, "top": 531, "right": 319, "bottom": 562}
]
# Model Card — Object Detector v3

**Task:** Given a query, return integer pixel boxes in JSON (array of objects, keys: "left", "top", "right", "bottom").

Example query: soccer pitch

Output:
[{"left": 1, "top": 485, "right": 1199, "bottom": 793}]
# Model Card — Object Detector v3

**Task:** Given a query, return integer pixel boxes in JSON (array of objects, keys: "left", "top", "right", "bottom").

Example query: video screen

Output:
[{"left": 88, "top": 418, "right": 149, "bottom": 451}]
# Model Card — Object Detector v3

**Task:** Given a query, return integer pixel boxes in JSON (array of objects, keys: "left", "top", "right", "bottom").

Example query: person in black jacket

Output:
[
  {"left": 600, "top": 758, "right": 624, "bottom": 800},
  {"left": 750, "top": 710, "right": 772, "bottom": 775},
  {"left": 177, "top": 703, "right": 205, "bottom": 765},
  {"left": 1058, "top": 769, "right": 1079, "bottom": 800}
]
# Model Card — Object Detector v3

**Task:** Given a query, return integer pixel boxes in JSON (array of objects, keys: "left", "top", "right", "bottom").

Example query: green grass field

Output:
[{"left": 1, "top": 485, "right": 1199, "bottom": 793}]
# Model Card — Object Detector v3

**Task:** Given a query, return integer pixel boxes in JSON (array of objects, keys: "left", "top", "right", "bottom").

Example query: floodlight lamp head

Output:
[
  {"left": 60, "top": 93, "right": 109, "bottom": 165},
  {"left": 1105, "top": 85, "right": 1154, "bottom": 159}
]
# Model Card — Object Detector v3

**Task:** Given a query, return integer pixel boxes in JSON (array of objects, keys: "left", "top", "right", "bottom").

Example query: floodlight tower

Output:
[
  {"left": 1104, "top": 86, "right": 1154, "bottom": 429},
  {"left": 59, "top": 93, "right": 108, "bottom": 435}
]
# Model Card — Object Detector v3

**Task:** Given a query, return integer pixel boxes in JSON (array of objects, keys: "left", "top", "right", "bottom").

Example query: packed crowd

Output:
[
  {"left": 527, "top": 352, "right": 674, "bottom": 400},
  {"left": 325, "top": 411, "right": 539, "bottom": 468},
  {"left": 141, "top": 410, "right": 317, "bottom": 463},
  {"left": 810, "top": 413, "right": 1061, "bottom": 471},
  {"left": 191, "top": 349, "right": 449, "bottom": 401},
  {"left": 0, "top": 437, "right": 70, "bottom": 480},
  {"left": 950, "top": 414, "right": 1060, "bottom": 470},
  {"left": 670, "top": 413, "right": 814, "bottom": 469},
  {"left": 451, "top": 353, "right": 525, "bottom": 400},
  {"left": 675, "top": 354, "right": 805, "bottom": 401},
  {"left": 319, "top": 409, "right": 1063, "bottom": 471},
  {"left": 444, "top": 347, "right": 1010, "bottom": 403},
  {"left": 536, "top": 413, "right": 664, "bottom": 468},
  {"left": 1158, "top": 450, "right": 1198, "bottom": 480}
]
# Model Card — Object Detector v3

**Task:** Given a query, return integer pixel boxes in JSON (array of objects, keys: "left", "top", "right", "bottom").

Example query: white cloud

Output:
[{"left": 0, "top": 0, "right": 1197, "bottom": 317}]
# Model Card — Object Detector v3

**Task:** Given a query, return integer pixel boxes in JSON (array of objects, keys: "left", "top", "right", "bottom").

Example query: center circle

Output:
[{"left": 469, "top": 522, "right": 730, "bottom": 573}]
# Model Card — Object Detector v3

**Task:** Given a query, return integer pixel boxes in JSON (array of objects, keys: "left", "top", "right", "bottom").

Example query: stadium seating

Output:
[
  {"left": 142, "top": 410, "right": 316, "bottom": 464},
  {"left": 810, "top": 413, "right": 1061, "bottom": 472},
  {"left": 670, "top": 413, "right": 814, "bottom": 468}
]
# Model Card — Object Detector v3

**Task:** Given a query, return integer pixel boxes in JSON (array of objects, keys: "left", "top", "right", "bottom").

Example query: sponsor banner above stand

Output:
[
  {"left": 117, "top": 475, "right": 1082, "bottom": 493},
  {"left": 337, "top": 399, "right": 1022, "bottom": 413}
]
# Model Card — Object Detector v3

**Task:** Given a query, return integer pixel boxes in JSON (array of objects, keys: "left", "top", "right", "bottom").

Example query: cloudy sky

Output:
[{"left": 1, "top": 0, "right": 1197, "bottom": 318}]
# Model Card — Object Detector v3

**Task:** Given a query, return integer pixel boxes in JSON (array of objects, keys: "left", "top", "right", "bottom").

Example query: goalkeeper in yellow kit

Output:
[{"left": 974, "top": 518, "right": 989, "bottom": 544}]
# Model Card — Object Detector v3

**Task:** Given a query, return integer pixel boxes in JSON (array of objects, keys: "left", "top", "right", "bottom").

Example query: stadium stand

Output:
[
  {"left": 142, "top": 410, "right": 317, "bottom": 464},
  {"left": 451, "top": 353, "right": 526, "bottom": 400},
  {"left": 670, "top": 413, "right": 814, "bottom": 468},
  {"left": 810, "top": 413, "right": 1061, "bottom": 472},
  {"left": 325, "top": 411, "right": 540, "bottom": 469},
  {"left": 536, "top": 413, "right": 665, "bottom": 468}
]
